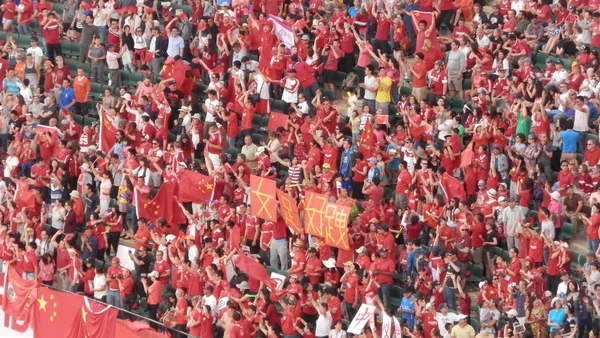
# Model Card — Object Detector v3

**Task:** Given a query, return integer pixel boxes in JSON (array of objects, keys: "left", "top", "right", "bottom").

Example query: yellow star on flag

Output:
[
  {"left": 204, "top": 182, "right": 213, "bottom": 190},
  {"left": 38, "top": 295, "right": 48, "bottom": 311},
  {"left": 81, "top": 307, "right": 88, "bottom": 323}
]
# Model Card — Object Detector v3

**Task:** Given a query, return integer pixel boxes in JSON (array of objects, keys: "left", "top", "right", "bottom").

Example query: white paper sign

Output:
[
  {"left": 382, "top": 313, "right": 392, "bottom": 338},
  {"left": 348, "top": 304, "right": 376, "bottom": 335},
  {"left": 217, "top": 296, "right": 229, "bottom": 310},
  {"left": 270, "top": 272, "right": 286, "bottom": 291}
]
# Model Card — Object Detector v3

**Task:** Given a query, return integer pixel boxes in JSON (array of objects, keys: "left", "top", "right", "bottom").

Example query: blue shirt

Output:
[
  {"left": 367, "top": 167, "right": 380, "bottom": 181},
  {"left": 348, "top": 6, "right": 360, "bottom": 18},
  {"left": 588, "top": 102, "right": 598, "bottom": 122},
  {"left": 81, "top": 235, "right": 98, "bottom": 262},
  {"left": 59, "top": 87, "right": 75, "bottom": 111},
  {"left": 400, "top": 296, "right": 415, "bottom": 327},
  {"left": 548, "top": 308, "right": 566, "bottom": 332},
  {"left": 340, "top": 149, "right": 354, "bottom": 177},
  {"left": 3, "top": 77, "right": 22, "bottom": 95},
  {"left": 167, "top": 35, "right": 185, "bottom": 58},
  {"left": 560, "top": 130, "right": 580, "bottom": 153}
]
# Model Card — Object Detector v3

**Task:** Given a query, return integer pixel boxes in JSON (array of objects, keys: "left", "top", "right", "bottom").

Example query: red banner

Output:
[
  {"left": 304, "top": 191, "right": 350, "bottom": 249},
  {"left": 1, "top": 266, "right": 36, "bottom": 327},
  {"left": 276, "top": 190, "right": 303, "bottom": 234},
  {"left": 99, "top": 109, "right": 118, "bottom": 153},
  {"left": 250, "top": 175, "right": 277, "bottom": 221},
  {"left": 82, "top": 298, "right": 118, "bottom": 338},
  {"left": 374, "top": 115, "right": 389, "bottom": 125},
  {"left": 14, "top": 180, "right": 37, "bottom": 212},
  {"left": 409, "top": 122, "right": 433, "bottom": 140},
  {"left": 267, "top": 112, "right": 289, "bottom": 131},
  {"left": 177, "top": 170, "right": 215, "bottom": 203}
]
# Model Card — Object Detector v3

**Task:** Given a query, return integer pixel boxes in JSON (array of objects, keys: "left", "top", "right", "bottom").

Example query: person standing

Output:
[
  {"left": 411, "top": 52, "right": 428, "bottom": 103},
  {"left": 88, "top": 36, "right": 106, "bottom": 85},
  {"left": 141, "top": 271, "right": 163, "bottom": 330},
  {"left": 360, "top": 65, "right": 377, "bottom": 113},
  {"left": 79, "top": 14, "right": 97, "bottom": 64},
  {"left": 447, "top": 40, "right": 466, "bottom": 99},
  {"left": 73, "top": 67, "right": 90, "bottom": 116},
  {"left": 41, "top": 12, "right": 63, "bottom": 65}
]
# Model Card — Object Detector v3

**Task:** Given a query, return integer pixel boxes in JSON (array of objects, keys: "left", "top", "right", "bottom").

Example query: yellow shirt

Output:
[
  {"left": 375, "top": 76, "right": 392, "bottom": 103},
  {"left": 451, "top": 324, "right": 476, "bottom": 338}
]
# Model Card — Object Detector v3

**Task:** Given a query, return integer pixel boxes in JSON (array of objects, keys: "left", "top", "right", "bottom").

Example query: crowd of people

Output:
[{"left": 3, "top": 0, "right": 600, "bottom": 338}]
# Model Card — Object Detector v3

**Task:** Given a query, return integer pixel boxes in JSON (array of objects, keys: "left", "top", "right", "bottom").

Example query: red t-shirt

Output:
[{"left": 375, "top": 15, "right": 391, "bottom": 40}]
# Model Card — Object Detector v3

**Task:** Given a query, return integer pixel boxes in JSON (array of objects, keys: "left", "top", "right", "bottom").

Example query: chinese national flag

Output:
[
  {"left": 439, "top": 172, "right": 466, "bottom": 203},
  {"left": 304, "top": 191, "right": 351, "bottom": 250},
  {"left": 81, "top": 297, "right": 118, "bottom": 338},
  {"left": 136, "top": 181, "right": 187, "bottom": 225},
  {"left": 267, "top": 112, "right": 289, "bottom": 131},
  {"left": 358, "top": 119, "right": 376, "bottom": 158},
  {"left": 374, "top": 115, "right": 388, "bottom": 125},
  {"left": 250, "top": 175, "right": 277, "bottom": 221},
  {"left": 1, "top": 265, "right": 37, "bottom": 327},
  {"left": 235, "top": 254, "right": 278, "bottom": 291},
  {"left": 116, "top": 6, "right": 137, "bottom": 15},
  {"left": 14, "top": 180, "right": 37, "bottom": 212},
  {"left": 409, "top": 123, "right": 433, "bottom": 140},
  {"left": 211, "top": 64, "right": 225, "bottom": 74},
  {"left": 35, "top": 125, "right": 59, "bottom": 162},
  {"left": 177, "top": 170, "right": 215, "bottom": 203},
  {"left": 99, "top": 109, "right": 117, "bottom": 153},
  {"left": 412, "top": 11, "right": 442, "bottom": 53},
  {"left": 276, "top": 190, "right": 303, "bottom": 234},
  {"left": 32, "top": 287, "right": 85, "bottom": 338},
  {"left": 460, "top": 142, "right": 474, "bottom": 168}
]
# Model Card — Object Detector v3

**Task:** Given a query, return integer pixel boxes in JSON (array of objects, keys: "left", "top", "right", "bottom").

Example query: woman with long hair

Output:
[
  {"left": 482, "top": 222, "right": 498, "bottom": 280},
  {"left": 38, "top": 253, "right": 55, "bottom": 286}
]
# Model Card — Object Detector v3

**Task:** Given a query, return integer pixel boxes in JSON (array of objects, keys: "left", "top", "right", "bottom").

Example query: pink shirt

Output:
[
  {"left": 357, "top": 44, "right": 373, "bottom": 68},
  {"left": 39, "top": 261, "right": 55, "bottom": 282}
]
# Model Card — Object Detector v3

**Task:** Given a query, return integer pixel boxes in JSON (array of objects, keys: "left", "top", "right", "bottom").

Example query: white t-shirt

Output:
[
  {"left": 281, "top": 78, "right": 299, "bottom": 103},
  {"left": 93, "top": 274, "right": 108, "bottom": 299},
  {"left": 364, "top": 75, "right": 377, "bottom": 100},
  {"left": 4, "top": 156, "right": 19, "bottom": 178},
  {"left": 203, "top": 294, "right": 217, "bottom": 316},
  {"left": 574, "top": 106, "right": 590, "bottom": 132},
  {"left": 26, "top": 47, "right": 43, "bottom": 66},
  {"left": 315, "top": 312, "right": 333, "bottom": 336},
  {"left": 204, "top": 98, "right": 219, "bottom": 122},
  {"left": 436, "top": 312, "right": 458, "bottom": 337},
  {"left": 188, "top": 244, "right": 199, "bottom": 263}
]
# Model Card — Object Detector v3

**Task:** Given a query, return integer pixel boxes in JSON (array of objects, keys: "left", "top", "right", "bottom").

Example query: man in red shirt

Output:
[
  {"left": 291, "top": 54, "right": 319, "bottom": 106},
  {"left": 133, "top": 218, "right": 151, "bottom": 250},
  {"left": 173, "top": 287, "right": 189, "bottom": 336},
  {"left": 321, "top": 40, "right": 342, "bottom": 93},
  {"left": 428, "top": 60, "right": 448, "bottom": 105},
  {"left": 395, "top": 160, "right": 413, "bottom": 209},
  {"left": 341, "top": 262, "right": 359, "bottom": 319},
  {"left": 584, "top": 140, "right": 600, "bottom": 167},
  {"left": 22, "top": 241, "right": 38, "bottom": 280},
  {"left": 106, "top": 257, "right": 123, "bottom": 307},
  {"left": 41, "top": 11, "right": 62, "bottom": 64},
  {"left": 372, "top": 1, "right": 392, "bottom": 54},
  {"left": 411, "top": 52, "right": 428, "bottom": 104},
  {"left": 371, "top": 248, "right": 396, "bottom": 309},
  {"left": 279, "top": 300, "right": 298, "bottom": 337},
  {"left": 188, "top": 303, "right": 213, "bottom": 338}
]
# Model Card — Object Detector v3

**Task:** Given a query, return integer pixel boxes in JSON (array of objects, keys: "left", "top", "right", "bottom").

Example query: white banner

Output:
[
  {"left": 267, "top": 15, "right": 295, "bottom": 48},
  {"left": 394, "top": 316, "right": 403, "bottom": 338},
  {"left": 348, "top": 304, "right": 376, "bottom": 335},
  {"left": 0, "top": 273, "right": 34, "bottom": 338},
  {"left": 382, "top": 313, "right": 392, "bottom": 338}
]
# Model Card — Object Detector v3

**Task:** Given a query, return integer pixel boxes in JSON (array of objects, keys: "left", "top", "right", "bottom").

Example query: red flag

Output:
[
  {"left": 276, "top": 190, "right": 303, "bottom": 234},
  {"left": 250, "top": 175, "right": 277, "bottom": 221},
  {"left": 358, "top": 118, "right": 376, "bottom": 158},
  {"left": 177, "top": 170, "right": 215, "bottom": 203},
  {"left": 293, "top": 19, "right": 307, "bottom": 30},
  {"left": 81, "top": 297, "right": 118, "bottom": 338},
  {"left": 409, "top": 123, "right": 433, "bottom": 139},
  {"left": 136, "top": 181, "right": 187, "bottom": 225},
  {"left": 304, "top": 191, "right": 351, "bottom": 250},
  {"left": 439, "top": 172, "right": 466, "bottom": 203},
  {"left": 211, "top": 64, "right": 225, "bottom": 74},
  {"left": 35, "top": 125, "right": 59, "bottom": 161},
  {"left": 235, "top": 254, "right": 278, "bottom": 290},
  {"left": 459, "top": 142, "right": 474, "bottom": 168},
  {"left": 116, "top": 6, "right": 137, "bottom": 15},
  {"left": 1, "top": 266, "right": 37, "bottom": 327},
  {"left": 267, "top": 112, "right": 289, "bottom": 131},
  {"left": 32, "top": 287, "right": 85, "bottom": 338},
  {"left": 99, "top": 109, "right": 117, "bottom": 153},
  {"left": 14, "top": 180, "right": 37, "bottom": 212}
]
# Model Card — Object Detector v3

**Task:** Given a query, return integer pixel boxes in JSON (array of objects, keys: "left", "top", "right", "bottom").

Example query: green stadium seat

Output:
[
  {"left": 334, "top": 71, "right": 346, "bottom": 88},
  {"left": 500, "top": 250, "right": 510, "bottom": 263},
  {"left": 90, "top": 82, "right": 103, "bottom": 99},
  {"left": 389, "top": 286, "right": 404, "bottom": 308},
  {"left": 451, "top": 98, "right": 466, "bottom": 113},
  {"left": 561, "top": 223, "right": 574, "bottom": 239},
  {"left": 265, "top": 266, "right": 288, "bottom": 277},
  {"left": 66, "top": 59, "right": 78, "bottom": 73},
  {"left": 168, "top": 132, "right": 177, "bottom": 143},
  {"left": 587, "top": 133, "right": 599, "bottom": 143},
  {"left": 83, "top": 116, "right": 97, "bottom": 127},
  {"left": 322, "top": 89, "right": 335, "bottom": 100},
  {"left": 534, "top": 52, "right": 548, "bottom": 70},
  {"left": 252, "top": 114, "right": 262, "bottom": 130},
  {"left": 60, "top": 40, "right": 72, "bottom": 57},
  {"left": 170, "top": 4, "right": 193, "bottom": 16},
  {"left": 72, "top": 114, "right": 84, "bottom": 126},
  {"left": 260, "top": 115, "right": 270, "bottom": 131},
  {"left": 400, "top": 85, "right": 412, "bottom": 96},
  {"left": 251, "top": 133, "right": 264, "bottom": 145},
  {"left": 271, "top": 100, "right": 286, "bottom": 113},
  {"left": 17, "top": 34, "right": 31, "bottom": 49},
  {"left": 462, "top": 78, "right": 472, "bottom": 90},
  {"left": 70, "top": 43, "right": 81, "bottom": 59},
  {"left": 224, "top": 147, "right": 239, "bottom": 161},
  {"left": 467, "top": 265, "right": 484, "bottom": 284},
  {"left": 527, "top": 210, "right": 539, "bottom": 223}
]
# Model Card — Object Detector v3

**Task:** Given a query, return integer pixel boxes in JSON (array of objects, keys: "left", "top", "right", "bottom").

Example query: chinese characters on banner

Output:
[
  {"left": 276, "top": 190, "right": 304, "bottom": 234},
  {"left": 304, "top": 191, "right": 351, "bottom": 250},
  {"left": 382, "top": 313, "right": 392, "bottom": 338},
  {"left": 250, "top": 175, "right": 277, "bottom": 221},
  {"left": 348, "top": 304, "right": 377, "bottom": 335}
]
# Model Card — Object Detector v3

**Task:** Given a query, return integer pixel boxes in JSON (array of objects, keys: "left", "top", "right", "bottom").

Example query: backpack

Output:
[{"left": 342, "top": 72, "right": 358, "bottom": 91}]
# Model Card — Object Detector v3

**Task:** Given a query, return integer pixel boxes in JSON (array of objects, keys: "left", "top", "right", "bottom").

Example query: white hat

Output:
[
  {"left": 236, "top": 281, "right": 249, "bottom": 290},
  {"left": 122, "top": 93, "right": 132, "bottom": 101},
  {"left": 80, "top": 163, "right": 91, "bottom": 172},
  {"left": 88, "top": 145, "right": 97, "bottom": 151},
  {"left": 180, "top": 106, "right": 192, "bottom": 112},
  {"left": 550, "top": 191, "right": 561, "bottom": 201},
  {"left": 478, "top": 281, "right": 486, "bottom": 289},
  {"left": 487, "top": 189, "right": 497, "bottom": 198},
  {"left": 498, "top": 196, "right": 506, "bottom": 203},
  {"left": 507, "top": 309, "right": 518, "bottom": 317},
  {"left": 355, "top": 246, "right": 367, "bottom": 254},
  {"left": 322, "top": 258, "right": 336, "bottom": 269},
  {"left": 551, "top": 297, "right": 562, "bottom": 308},
  {"left": 149, "top": 271, "right": 160, "bottom": 278},
  {"left": 561, "top": 243, "right": 569, "bottom": 248},
  {"left": 457, "top": 314, "right": 468, "bottom": 320},
  {"left": 165, "top": 234, "right": 176, "bottom": 242},
  {"left": 192, "top": 113, "right": 201, "bottom": 120},
  {"left": 70, "top": 191, "right": 80, "bottom": 199},
  {"left": 257, "top": 146, "right": 266, "bottom": 155}
]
